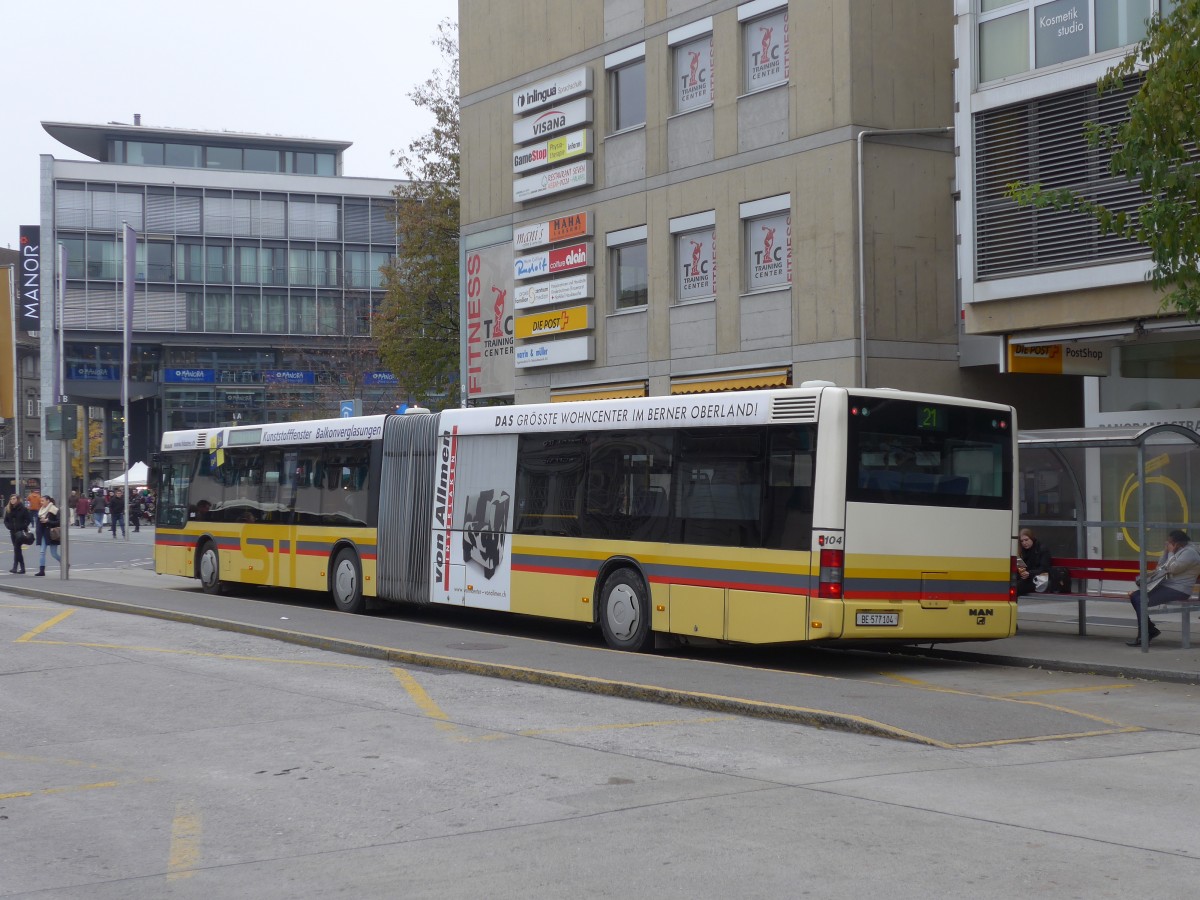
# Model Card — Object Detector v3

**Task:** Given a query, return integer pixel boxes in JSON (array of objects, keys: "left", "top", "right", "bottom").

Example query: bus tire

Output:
[
  {"left": 197, "top": 541, "right": 224, "bottom": 595},
  {"left": 598, "top": 568, "right": 653, "bottom": 652},
  {"left": 331, "top": 548, "right": 365, "bottom": 614}
]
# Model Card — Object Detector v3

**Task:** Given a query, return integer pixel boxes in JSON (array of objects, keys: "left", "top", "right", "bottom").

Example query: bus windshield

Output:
[{"left": 846, "top": 396, "right": 1012, "bottom": 510}]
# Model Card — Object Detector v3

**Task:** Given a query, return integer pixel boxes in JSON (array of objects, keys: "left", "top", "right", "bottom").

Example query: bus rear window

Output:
[{"left": 846, "top": 397, "right": 1012, "bottom": 509}]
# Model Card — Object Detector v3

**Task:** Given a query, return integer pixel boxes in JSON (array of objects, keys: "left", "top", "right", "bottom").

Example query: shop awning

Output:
[
  {"left": 550, "top": 380, "right": 648, "bottom": 402},
  {"left": 669, "top": 366, "right": 791, "bottom": 395}
]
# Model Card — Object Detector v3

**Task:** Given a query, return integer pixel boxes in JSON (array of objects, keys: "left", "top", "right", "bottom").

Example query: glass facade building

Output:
[{"left": 38, "top": 121, "right": 399, "bottom": 486}]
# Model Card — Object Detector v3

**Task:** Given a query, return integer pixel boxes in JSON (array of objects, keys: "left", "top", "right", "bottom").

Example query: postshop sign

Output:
[{"left": 1007, "top": 342, "right": 1108, "bottom": 376}]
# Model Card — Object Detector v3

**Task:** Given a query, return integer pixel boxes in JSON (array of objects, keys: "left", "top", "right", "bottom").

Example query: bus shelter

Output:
[{"left": 1018, "top": 424, "right": 1200, "bottom": 650}]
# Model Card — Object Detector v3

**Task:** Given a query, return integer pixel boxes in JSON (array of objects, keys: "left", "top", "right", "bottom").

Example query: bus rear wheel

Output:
[
  {"left": 331, "top": 548, "right": 365, "bottom": 614},
  {"left": 599, "top": 568, "right": 653, "bottom": 652},
  {"left": 197, "top": 541, "right": 224, "bottom": 595}
]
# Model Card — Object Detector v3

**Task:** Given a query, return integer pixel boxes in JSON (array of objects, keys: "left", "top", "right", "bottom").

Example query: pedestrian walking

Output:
[
  {"left": 109, "top": 489, "right": 127, "bottom": 539},
  {"left": 92, "top": 492, "right": 107, "bottom": 531},
  {"left": 35, "top": 495, "right": 62, "bottom": 576},
  {"left": 4, "top": 494, "right": 33, "bottom": 575}
]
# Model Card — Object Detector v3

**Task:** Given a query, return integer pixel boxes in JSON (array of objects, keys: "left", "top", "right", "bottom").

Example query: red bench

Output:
[{"left": 1030, "top": 556, "right": 1199, "bottom": 646}]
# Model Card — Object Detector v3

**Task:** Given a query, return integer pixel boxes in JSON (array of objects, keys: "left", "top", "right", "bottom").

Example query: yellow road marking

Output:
[
  {"left": 0, "top": 751, "right": 108, "bottom": 770},
  {"left": 167, "top": 801, "right": 202, "bottom": 881},
  {"left": 0, "top": 780, "right": 120, "bottom": 800},
  {"left": 392, "top": 667, "right": 458, "bottom": 733},
  {"left": 1004, "top": 684, "right": 1134, "bottom": 697},
  {"left": 877, "top": 671, "right": 1135, "bottom": 729},
  {"left": 15, "top": 609, "right": 76, "bottom": 643}
]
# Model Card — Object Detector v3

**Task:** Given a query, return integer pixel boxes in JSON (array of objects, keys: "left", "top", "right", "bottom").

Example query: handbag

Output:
[
  {"left": 20, "top": 529, "right": 34, "bottom": 546},
  {"left": 49, "top": 526, "right": 61, "bottom": 543},
  {"left": 1033, "top": 572, "right": 1050, "bottom": 593},
  {"left": 1137, "top": 568, "right": 1168, "bottom": 592}
]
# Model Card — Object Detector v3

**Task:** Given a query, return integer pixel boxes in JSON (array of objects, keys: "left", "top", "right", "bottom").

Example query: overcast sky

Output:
[{"left": 1, "top": 0, "right": 457, "bottom": 248}]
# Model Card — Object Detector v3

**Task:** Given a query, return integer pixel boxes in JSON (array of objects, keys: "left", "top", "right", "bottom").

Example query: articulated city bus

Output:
[{"left": 153, "top": 384, "right": 1019, "bottom": 649}]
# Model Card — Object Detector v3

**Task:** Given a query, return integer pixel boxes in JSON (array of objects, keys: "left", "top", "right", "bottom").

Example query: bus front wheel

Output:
[
  {"left": 197, "top": 542, "right": 224, "bottom": 595},
  {"left": 599, "top": 568, "right": 653, "bottom": 652},
  {"left": 331, "top": 548, "right": 365, "bottom": 614}
]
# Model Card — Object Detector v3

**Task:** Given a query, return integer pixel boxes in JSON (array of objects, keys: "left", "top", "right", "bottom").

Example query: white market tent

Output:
[{"left": 104, "top": 460, "right": 149, "bottom": 488}]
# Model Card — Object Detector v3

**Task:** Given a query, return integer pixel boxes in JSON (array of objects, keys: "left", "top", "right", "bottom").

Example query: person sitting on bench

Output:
[
  {"left": 1127, "top": 529, "right": 1200, "bottom": 646},
  {"left": 1015, "top": 527, "right": 1052, "bottom": 595}
]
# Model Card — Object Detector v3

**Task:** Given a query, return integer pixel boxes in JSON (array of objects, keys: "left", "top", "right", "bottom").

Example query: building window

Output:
[
  {"left": 205, "top": 293, "right": 232, "bottom": 332},
  {"left": 26, "top": 397, "right": 40, "bottom": 418},
  {"left": 206, "top": 146, "right": 242, "bottom": 170},
  {"left": 290, "top": 295, "right": 317, "bottom": 334},
  {"left": 165, "top": 143, "right": 202, "bottom": 167},
  {"left": 176, "top": 244, "right": 204, "bottom": 283},
  {"left": 318, "top": 295, "right": 342, "bottom": 335},
  {"left": 186, "top": 293, "right": 204, "bottom": 332},
  {"left": 676, "top": 229, "right": 716, "bottom": 302},
  {"left": 146, "top": 242, "right": 173, "bottom": 281},
  {"left": 606, "top": 44, "right": 646, "bottom": 132},
  {"left": 741, "top": 3, "right": 789, "bottom": 92},
  {"left": 977, "top": 0, "right": 1168, "bottom": 84},
  {"left": 235, "top": 293, "right": 261, "bottom": 333},
  {"left": 671, "top": 211, "right": 716, "bottom": 303},
  {"left": 672, "top": 24, "right": 714, "bottom": 113},
  {"left": 26, "top": 437, "right": 36, "bottom": 461},
  {"left": 741, "top": 195, "right": 792, "bottom": 291},
  {"left": 244, "top": 148, "right": 281, "bottom": 172},
  {"left": 206, "top": 245, "right": 230, "bottom": 283},
  {"left": 126, "top": 141, "right": 165, "bottom": 165},
  {"left": 86, "top": 237, "right": 117, "bottom": 280},
  {"left": 264, "top": 294, "right": 288, "bottom": 333},
  {"left": 608, "top": 226, "right": 649, "bottom": 311},
  {"left": 289, "top": 248, "right": 315, "bottom": 286},
  {"left": 973, "top": 79, "right": 1149, "bottom": 278}
]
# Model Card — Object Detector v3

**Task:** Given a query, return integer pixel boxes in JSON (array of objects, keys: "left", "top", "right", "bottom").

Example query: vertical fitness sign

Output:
[
  {"left": 18, "top": 226, "right": 40, "bottom": 332},
  {"left": 465, "top": 243, "right": 515, "bottom": 399}
]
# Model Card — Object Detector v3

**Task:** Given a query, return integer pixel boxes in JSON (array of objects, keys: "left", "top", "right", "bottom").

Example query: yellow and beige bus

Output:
[{"left": 153, "top": 384, "right": 1018, "bottom": 650}]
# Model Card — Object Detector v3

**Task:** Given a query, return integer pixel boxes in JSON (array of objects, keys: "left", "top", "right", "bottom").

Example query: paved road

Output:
[{"left": 4, "top": 578, "right": 1200, "bottom": 898}]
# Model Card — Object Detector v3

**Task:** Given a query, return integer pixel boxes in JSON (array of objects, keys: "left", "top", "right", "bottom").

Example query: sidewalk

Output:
[{"left": 897, "top": 595, "right": 1200, "bottom": 684}]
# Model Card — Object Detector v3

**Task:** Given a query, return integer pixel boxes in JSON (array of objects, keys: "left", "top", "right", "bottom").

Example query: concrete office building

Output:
[
  {"left": 37, "top": 119, "right": 399, "bottom": 489},
  {"left": 458, "top": 0, "right": 1080, "bottom": 414},
  {"left": 955, "top": 0, "right": 1193, "bottom": 428}
]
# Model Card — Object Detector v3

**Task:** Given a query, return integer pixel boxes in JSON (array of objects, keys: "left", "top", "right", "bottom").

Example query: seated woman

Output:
[{"left": 1015, "top": 527, "right": 1052, "bottom": 596}]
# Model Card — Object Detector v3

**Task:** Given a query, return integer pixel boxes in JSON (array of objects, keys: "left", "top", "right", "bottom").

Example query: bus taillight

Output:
[
  {"left": 1010, "top": 556, "right": 1020, "bottom": 601},
  {"left": 818, "top": 548, "right": 844, "bottom": 599}
]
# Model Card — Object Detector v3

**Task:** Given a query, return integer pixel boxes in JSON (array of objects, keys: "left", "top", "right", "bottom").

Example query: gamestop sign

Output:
[{"left": 512, "top": 129, "right": 590, "bottom": 175}]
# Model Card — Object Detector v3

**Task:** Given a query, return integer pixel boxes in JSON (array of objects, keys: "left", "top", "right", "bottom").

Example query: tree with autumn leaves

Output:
[
  {"left": 1008, "top": 1, "right": 1200, "bottom": 317},
  {"left": 376, "top": 20, "right": 461, "bottom": 408}
]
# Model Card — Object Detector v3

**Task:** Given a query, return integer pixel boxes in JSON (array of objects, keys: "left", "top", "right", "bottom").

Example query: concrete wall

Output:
[{"left": 461, "top": 1, "right": 973, "bottom": 401}]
